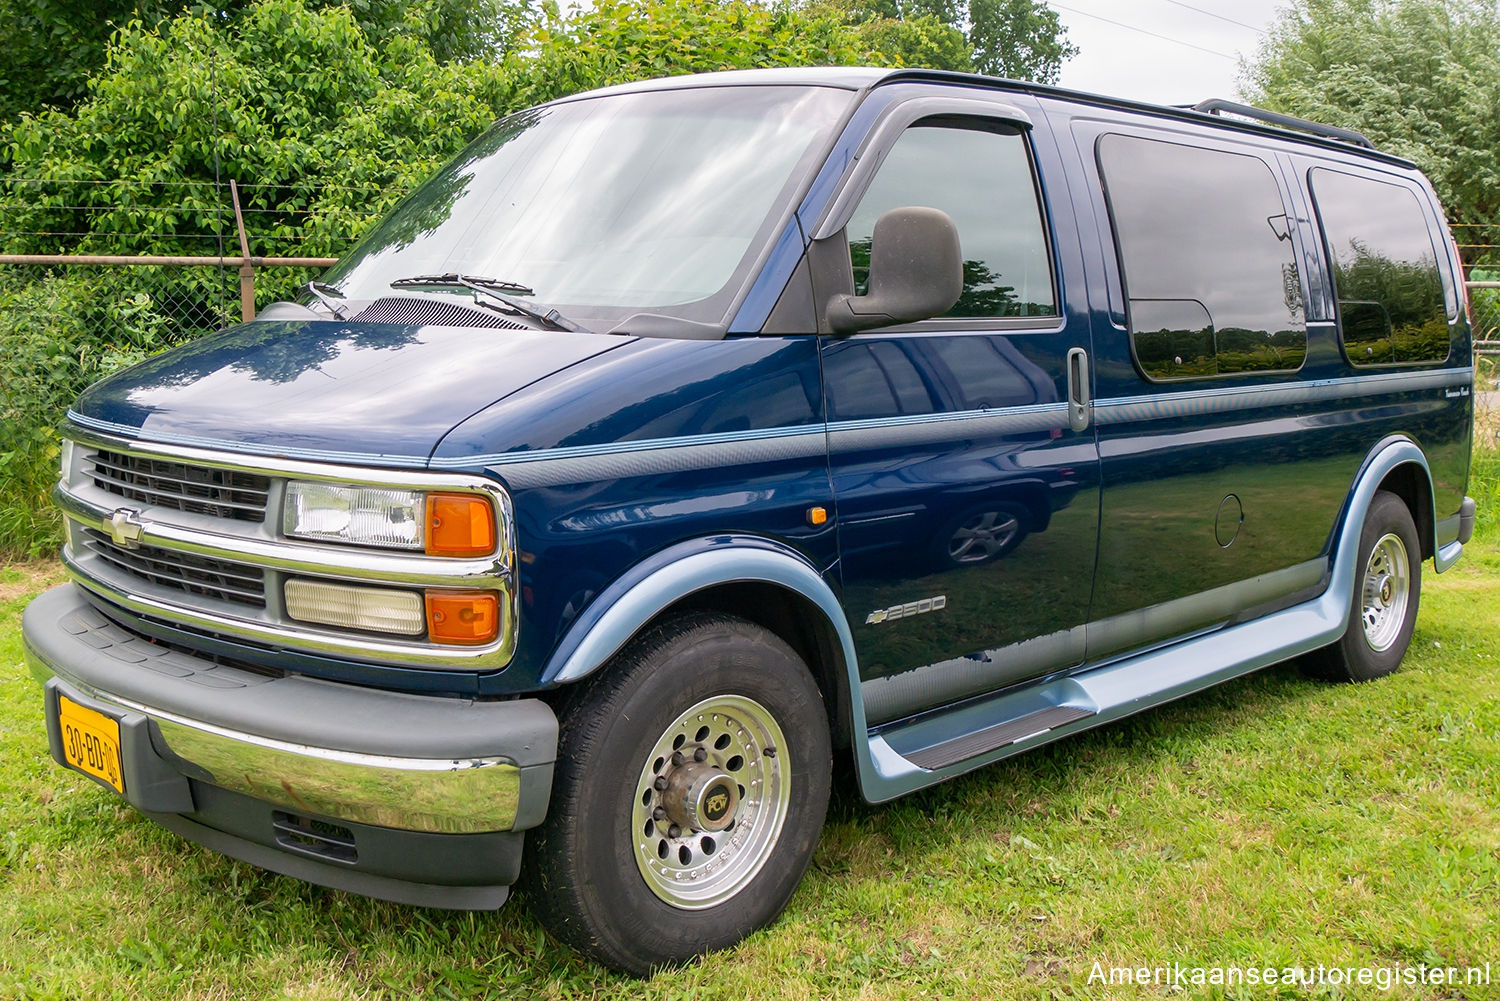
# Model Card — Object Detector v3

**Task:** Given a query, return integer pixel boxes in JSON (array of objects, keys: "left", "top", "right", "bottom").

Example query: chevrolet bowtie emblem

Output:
[{"left": 105, "top": 508, "right": 145, "bottom": 549}]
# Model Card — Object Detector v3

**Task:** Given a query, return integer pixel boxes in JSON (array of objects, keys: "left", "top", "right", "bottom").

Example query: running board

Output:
[
  {"left": 902, "top": 705, "right": 1095, "bottom": 769},
  {"left": 873, "top": 677, "right": 1099, "bottom": 775}
]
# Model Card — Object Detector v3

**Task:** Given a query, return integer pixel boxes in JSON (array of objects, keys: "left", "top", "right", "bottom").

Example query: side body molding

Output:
[{"left": 541, "top": 536, "right": 860, "bottom": 687}]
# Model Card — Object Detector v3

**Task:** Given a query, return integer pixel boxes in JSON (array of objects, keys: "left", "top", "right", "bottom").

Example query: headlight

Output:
[
  {"left": 284, "top": 482, "right": 498, "bottom": 557},
  {"left": 284, "top": 482, "right": 426, "bottom": 550}
]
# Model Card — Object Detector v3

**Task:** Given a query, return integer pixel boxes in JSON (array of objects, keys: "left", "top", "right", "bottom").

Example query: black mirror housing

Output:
[{"left": 826, "top": 206, "right": 963, "bottom": 334}]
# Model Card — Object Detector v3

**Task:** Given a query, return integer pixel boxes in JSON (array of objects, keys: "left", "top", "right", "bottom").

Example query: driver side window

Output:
[{"left": 846, "top": 119, "right": 1057, "bottom": 319}]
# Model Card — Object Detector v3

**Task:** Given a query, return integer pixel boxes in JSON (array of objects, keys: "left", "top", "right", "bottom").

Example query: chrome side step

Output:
[{"left": 901, "top": 704, "right": 1096, "bottom": 770}]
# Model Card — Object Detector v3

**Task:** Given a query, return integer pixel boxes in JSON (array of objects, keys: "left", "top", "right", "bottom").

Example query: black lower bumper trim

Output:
[{"left": 150, "top": 808, "right": 514, "bottom": 910}]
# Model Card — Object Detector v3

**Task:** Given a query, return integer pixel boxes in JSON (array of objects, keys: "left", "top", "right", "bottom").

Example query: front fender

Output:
[{"left": 541, "top": 535, "right": 859, "bottom": 687}]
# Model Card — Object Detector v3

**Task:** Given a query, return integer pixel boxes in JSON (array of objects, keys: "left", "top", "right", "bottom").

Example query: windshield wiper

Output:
[
  {"left": 388, "top": 273, "right": 588, "bottom": 332},
  {"left": 306, "top": 280, "right": 349, "bottom": 319}
]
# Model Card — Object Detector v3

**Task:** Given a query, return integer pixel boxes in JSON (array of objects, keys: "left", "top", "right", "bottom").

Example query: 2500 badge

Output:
[{"left": 865, "top": 595, "right": 947, "bottom": 625}]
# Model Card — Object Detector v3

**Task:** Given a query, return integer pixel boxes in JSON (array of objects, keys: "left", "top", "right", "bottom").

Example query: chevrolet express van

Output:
[{"left": 22, "top": 68, "right": 1476, "bottom": 972}]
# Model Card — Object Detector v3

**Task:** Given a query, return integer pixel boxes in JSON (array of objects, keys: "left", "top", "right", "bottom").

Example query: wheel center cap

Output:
[
  {"left": 1377, "top": 575, "right": 1393, "bottom": 605},
  {"left": 663, "top": 761, "right": 739, "bottom": 833}
]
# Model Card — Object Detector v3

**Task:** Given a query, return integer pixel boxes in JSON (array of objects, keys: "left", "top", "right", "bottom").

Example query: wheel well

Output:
[
  {"left": 1376, "top": 463, "right": 1434, "bottom": 560},
  {"left": 641, "top": 582, "right": 855, "bottom": 750}
]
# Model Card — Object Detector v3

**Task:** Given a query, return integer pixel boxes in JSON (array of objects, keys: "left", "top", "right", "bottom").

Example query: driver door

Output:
[{"left": 815, "top": 102, "right": 1101, "bottom": 725}]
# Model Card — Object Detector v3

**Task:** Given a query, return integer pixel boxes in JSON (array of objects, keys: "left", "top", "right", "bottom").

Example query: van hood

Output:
[{"left": 70, "top": 319, "right": 630, "bottom": 465}]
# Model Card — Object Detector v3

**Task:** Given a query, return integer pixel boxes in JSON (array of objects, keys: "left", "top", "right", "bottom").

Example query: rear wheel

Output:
[
  {"left": 522, "top": 613, "right": 831, "bottom": 974},
  {"left": 1311, "top": 490, "right": 1422, "bottom": 682}
]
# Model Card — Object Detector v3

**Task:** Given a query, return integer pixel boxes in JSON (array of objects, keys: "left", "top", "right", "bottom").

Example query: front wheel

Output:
[
  {"left": 1311, "top": 490, "right": 1422, "bottom": 682},
  {"left": 522, "top": 613, "right": 831, "bottom": 974}
]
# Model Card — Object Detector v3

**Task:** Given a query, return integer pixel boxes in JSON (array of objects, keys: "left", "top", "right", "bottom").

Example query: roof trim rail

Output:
[{"left": 1192, "top": 98, "right": 1376, "bottom": 150}]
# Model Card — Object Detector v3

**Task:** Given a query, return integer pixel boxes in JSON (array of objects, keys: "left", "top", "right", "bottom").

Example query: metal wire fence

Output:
[{"left": 0, "top": 260, "right": 338, "bottom": 354}]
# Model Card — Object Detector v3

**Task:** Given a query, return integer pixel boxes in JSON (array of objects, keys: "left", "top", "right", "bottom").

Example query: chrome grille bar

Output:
[
  {"left": 82, "top": 529, "right": 267, "bottom": 608},
  {"left": 87, "top": 449, "right": 270, "bottom": 522}
]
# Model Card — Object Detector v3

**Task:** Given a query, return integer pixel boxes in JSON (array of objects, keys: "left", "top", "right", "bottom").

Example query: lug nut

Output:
[
  {"left": 693, "top": 746, "right": 708, "bottom": 762},
  {"left": 653, "top": 807, "right": 667, "bottom": 822},
  {"left": 667, "top": 824, "right": 682, "bottom": 839},
  {"left": 672, "top": 751, "right": 685, "bottom": 766},
  {"left": 654, "top": 776, "right": 668, "bottom": 791}
]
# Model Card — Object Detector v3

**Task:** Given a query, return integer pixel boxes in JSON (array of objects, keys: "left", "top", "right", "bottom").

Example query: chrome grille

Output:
[
  {"left": 351, "top": 297, "right": 528, "bottom": 330},
  {"left": 87, "top": 448, "right": 270, "bottom": 523},
  {"left": 82, "top": 529, "right": 267, "bottom": 608}
]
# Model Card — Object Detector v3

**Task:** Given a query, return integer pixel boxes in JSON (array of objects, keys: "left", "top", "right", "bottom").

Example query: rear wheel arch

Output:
[{"left": 1375, "top": 461, "right": 1435, "bottom": 561}]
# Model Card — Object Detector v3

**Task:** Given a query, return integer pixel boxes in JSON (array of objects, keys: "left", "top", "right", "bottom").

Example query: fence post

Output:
[
  {"left": 238, "top": 262, "right": 255, "bottom": 323},
  {"left": 230, "top": 180, "right": 255, "bottom": 322}
]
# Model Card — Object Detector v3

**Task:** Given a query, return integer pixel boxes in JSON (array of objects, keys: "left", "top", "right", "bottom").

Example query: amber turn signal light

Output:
[
  {"left": 425, "top": 591, "right": 501, "bottom": 645},
  {"left": 425, "top": 493, "right": 496, "bottom": 557}
]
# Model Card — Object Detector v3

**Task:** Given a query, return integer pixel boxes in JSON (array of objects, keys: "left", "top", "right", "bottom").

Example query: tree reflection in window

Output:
[
  {"left": 1098, "top": 134, "right": 1308, "bottom": 381},
  {"left": 845, "top": 120, "right": 1056, "bottom": 321},
  {"left": 1312, "top": 168, "right": 1450, "bottom": 367}
]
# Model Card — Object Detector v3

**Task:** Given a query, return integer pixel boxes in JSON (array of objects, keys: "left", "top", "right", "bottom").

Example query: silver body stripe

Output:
[
  {"left": 429, "top": 422, "right": 820, "bottom": 469},
  {"left": 73, "top": 365, "right": 1472, "bottom": 480},
  {"left": 1094, "top": 367, "right": 1472, "bottom": 425},
  {"left": 490, "top": 431, "right": 828, "bottom": 489},
  {"left": 827, "top": 402, "right": 1069, "bottom": 453}
]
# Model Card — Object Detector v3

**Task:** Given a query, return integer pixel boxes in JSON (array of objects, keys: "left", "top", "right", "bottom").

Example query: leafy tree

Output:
[
  {"left": 0, "top": 0, "right": 535, "bottom": 122},
  {"left": 822, "top": 0, "right": 1078, "bottom": 81},
  {"left": 4, "top": 1, "right": 513, "bottom": 259},
  {"left": 507, "top": 0, "right": 882, "bottom": 106},
  {"left": 1242, "top": 0, "right": 1500, "bottom": 252}
]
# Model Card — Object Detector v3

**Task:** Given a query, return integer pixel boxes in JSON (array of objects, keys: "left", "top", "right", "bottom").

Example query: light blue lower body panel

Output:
[{"left": 853, "top": 438, "right": 1447, "bottom": 802}]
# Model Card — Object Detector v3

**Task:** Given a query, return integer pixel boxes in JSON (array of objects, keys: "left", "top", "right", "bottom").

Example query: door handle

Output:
[{"left": 1066, "top": 347, "right": 1091, "bottom": 432}]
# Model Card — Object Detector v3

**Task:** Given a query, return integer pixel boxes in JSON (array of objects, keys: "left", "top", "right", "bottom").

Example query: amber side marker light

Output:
[
  {"left": 426, "top": 493, "right": 496, "bottom": 557},
  {"left": 426, "top": 590, "right": 501, "bottom": 645}
]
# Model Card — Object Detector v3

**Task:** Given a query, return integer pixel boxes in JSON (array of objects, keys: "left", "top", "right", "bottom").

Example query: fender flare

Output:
[
  {"left": 1336, "top": 435, "right": 1447, "bottom": 577},
  {"left": 540, "top": 535, "right": 860, "bottom": 688}
]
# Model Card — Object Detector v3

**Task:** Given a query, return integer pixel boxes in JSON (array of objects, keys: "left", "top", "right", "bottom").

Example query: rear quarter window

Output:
[{"left": 1309, "top": 168, "right": 1450, "bottom": 367}]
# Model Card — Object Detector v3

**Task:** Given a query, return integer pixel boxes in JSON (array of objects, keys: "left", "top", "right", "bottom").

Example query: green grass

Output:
[{"left": 1, "top": 530, "right": 1498, "bottom": 999}]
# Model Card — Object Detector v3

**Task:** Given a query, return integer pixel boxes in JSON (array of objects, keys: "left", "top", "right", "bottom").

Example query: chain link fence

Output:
[{"left": 0, "top": 177, "right": 372, "bottom": 355}]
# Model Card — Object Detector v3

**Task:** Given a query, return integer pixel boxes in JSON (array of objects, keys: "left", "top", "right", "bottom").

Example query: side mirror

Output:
[{"left": 826, "top": 206, "right": 963, "bottom": 335}]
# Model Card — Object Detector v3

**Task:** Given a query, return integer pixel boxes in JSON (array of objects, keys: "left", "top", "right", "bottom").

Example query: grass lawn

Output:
[{"left": 1, "top": 535, "right": 1497, "bottom": 997}]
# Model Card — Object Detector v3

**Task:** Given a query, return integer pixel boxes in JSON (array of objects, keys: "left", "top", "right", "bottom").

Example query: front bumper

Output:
[{"left": 23, "top": 584, "right": 558, "bottom": 909}]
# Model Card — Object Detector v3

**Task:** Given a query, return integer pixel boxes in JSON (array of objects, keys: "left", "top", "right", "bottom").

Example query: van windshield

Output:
[{"left": 321, "top": 85, "right": 852, "bottom": 331}]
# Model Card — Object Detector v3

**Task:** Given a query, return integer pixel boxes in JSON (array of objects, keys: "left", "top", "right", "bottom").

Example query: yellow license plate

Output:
[{"left": 57, "top": 695, "right": 124, "bottom": 794}]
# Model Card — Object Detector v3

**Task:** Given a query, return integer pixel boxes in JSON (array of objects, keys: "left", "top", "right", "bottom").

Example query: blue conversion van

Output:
[{"left": 22, "top": 68, "right": 1476, "bottom": 972}]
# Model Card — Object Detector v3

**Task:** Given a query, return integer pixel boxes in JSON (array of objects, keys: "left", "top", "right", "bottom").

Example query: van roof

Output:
[{"left": 572, "top": 66, "right": 1414, "bottom": 169}]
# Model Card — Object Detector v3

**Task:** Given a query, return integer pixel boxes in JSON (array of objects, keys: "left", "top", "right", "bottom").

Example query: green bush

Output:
[{"left": 0, "top": 270, "right": 179, "bottom": 555}]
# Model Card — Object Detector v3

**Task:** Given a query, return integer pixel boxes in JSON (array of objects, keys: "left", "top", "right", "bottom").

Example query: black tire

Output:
[
  {"left": 521, "top": 613, "right": 831, "bottom": 975},
  {"left": 1309, "top": 490, "right": 1422, "bottom": 682}
]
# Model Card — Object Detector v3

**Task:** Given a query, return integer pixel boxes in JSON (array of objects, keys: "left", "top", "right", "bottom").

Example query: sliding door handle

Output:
[{"left": 1066, "top": 347, "right": 1092, "bottom": 432}]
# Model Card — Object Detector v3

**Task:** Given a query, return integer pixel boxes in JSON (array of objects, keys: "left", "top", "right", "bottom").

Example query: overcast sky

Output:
[{"left": 1049, "top": 0, "right": 1288, "bottom": 106}]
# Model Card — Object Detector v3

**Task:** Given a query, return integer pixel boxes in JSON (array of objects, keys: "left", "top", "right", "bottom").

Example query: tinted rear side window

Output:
[
  {"left": 1098, "top": 134, "right": 1307, "bottom": 381},
  {"left": 1309, "top": 168, "right": 1450, "bottom": 367}
]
